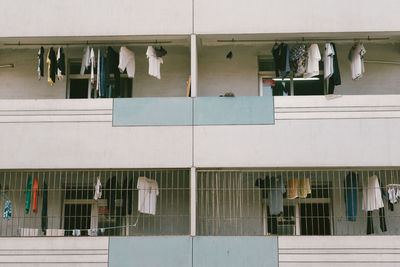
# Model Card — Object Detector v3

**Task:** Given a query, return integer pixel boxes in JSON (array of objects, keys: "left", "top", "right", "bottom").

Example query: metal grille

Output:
[
  {"left": 0, "top": 169, "right": 189, "bottom": 236},
  {"left": 197, "top": 168, "right": 400, "bottom": 236}
]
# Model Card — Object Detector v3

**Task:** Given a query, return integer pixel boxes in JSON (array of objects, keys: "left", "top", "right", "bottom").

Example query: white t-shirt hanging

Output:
[
  {"left": 93, "top": 176, "right": 102, "bottom": 200},
  {"left": 80, "top": 46, "right": 90, "bottom": 75},
  {"left": 118, "top": 46, "right": 135, "bottom": 78},
  {"left": 324, "top": 43, "right": 334, "bottom": 79},
  {"left": 137, "top": 177, "right": 159, "bottom": 215},
  {"left": 146, "top": 46, "right": 163, "bottom": 79},
  {"left": 349, "top": 43, "right": 366, "bottom": 80},
  {"left": 362, "top": 175, "right": 384, "bottom": 211},
  {"left": 304, "top": 44, "right": 321, "bottom": 78},
  {"left": 90, "top": 48, "right": 95, "bottom": 84}
]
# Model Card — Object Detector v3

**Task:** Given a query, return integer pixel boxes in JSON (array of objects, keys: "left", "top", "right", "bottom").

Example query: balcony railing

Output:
[{"left": 1, "top": 167, "right": 400, "bottom": 236}]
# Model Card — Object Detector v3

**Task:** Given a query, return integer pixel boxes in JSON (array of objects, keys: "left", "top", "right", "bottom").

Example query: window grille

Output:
[
  {"left": 0, "top": 169, "right": 189, "bottom": 237},
  {"left": 197, "top": 168, "right": 400, "bottom": 236}
]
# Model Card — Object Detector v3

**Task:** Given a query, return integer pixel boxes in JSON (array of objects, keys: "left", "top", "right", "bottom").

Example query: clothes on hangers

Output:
[
  {"left": 344, "top": 172, "right": 358, "bottom": 221},
  {"left": 272, "top": 43, "right": 290, "bottom": 79},
  {"left": 255, "top": 176, "right": 286, "bottom": 216},
  {"left": 386, "top": 184, "right": 400, "bottom": 204},
  {"left": 287, "top": 177, "right": 311, "bottom": 199},
  {"left": 37, "top": 46, "right": 44, "bottom": 80},
  {"left": 47, "top": 47, "right": 57, "bottom": 86},
  {"left": 94, "top": 176, "right": 102, "bottom": 200},
  {"left": 328, "top": 43, "right": 341, "bottom": 94},
  {"left": 362, "top": 175, "right": 384, "bottom": 211},
  {"left": 25, "top": 176, "right": 33, "bottom": 214},
  {"left": 3, "top": 200, "right": 11, "bottom": 220},
  {"left": 122, "top": 176, "right": 134, "bottom": 216},
  {"left": 119, "top": 46, "right": 135, "bottom": 78},
  {"left": 100, "top": 49, "right": 106, "bottom": 97},
  {"left": 137, "top": 177, "right": 159, "bottom": 215},
  {"left": 348, "top": 42, "right": 366, "bottom": 80},
  {"left": 289, "top": 44, "right": 308, "bottom": 77},
  {"left": 146, "top": 46, "right": 163, "bottom": 80},
  {"left": 96, "top": 49, "right": 101, "bottom": 96},
  {"left": 154, "top": 46, "right": 167, "bottom": 57},
  {"left": 90, "top": 48, "right": 96, "bottom": 86},
  {"left": 32, "top": 178, "right": 39, "bottom": 213},
  {"left": 41, "top": 181, "right": 48, "bottom": 234},
  {"left": 304, "top": 44, "right": 321, "bottom": 78},
  {"left": 323, "top": 43, "right": 334, "bottom": 80},
  {"left": 105, "top": 46, "right": 120, "bottom": 97},
  {"left": 80, "top": 46, "right": 90, "bottom": 75},
  {"left": 56, "top": 47, "right": 65, "bottom": 80}
]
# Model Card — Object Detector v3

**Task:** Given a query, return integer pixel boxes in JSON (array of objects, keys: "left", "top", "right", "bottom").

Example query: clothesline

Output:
[
  {"left": 2, "top": 40, "right": 176, "bottom": 48},
  {"left": 216, "top": 36, "right": 390, "bottom": 44}
]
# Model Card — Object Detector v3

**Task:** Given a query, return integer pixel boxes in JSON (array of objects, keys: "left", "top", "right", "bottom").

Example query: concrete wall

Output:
[
  {"left": 0, "top": 0, "right": 192, "bottom": 37},
  {"left": 194, "top": 95, "right": 400, "bottom": 167},
  {"left": 0, "top": 99, "right": 192, "bottom": 168},
  {"left": 194, "top": 0, "right": 400, "bottom": 34}
]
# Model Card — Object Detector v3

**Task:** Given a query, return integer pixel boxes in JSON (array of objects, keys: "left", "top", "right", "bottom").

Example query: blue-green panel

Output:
[
  {"left": 193, "top": 236, "right": 278, "bottom": 267},
  {"left": 109, "top": 236, "right": 192, "bottom": 267},
  {"left": 113, "top": 97, "right": 192, "bottom": 126},
  {"left": 193, "top": 96, "right": 274, "bottom": 125}
]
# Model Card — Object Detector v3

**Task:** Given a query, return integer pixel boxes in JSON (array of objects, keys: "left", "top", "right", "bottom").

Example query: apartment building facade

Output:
[{"left": 1, "top": 0, "right": 400, "bottom": 266}]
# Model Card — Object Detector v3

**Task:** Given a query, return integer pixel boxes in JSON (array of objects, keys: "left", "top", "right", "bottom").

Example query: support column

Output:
[
  {"left": 190, "top": 34, "right": 198, "bottom": 97},
  {"left": 190, "top": 167, "right": 197, "bottom": 236}
]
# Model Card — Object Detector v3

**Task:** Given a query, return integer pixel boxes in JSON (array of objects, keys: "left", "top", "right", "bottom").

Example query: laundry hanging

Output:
[
  {"left": 106, "top": 46, "right": 120, "bottom": 98},
  {"left": 272, "top": 43, "right": 290, "bottom": 79},
  {"left": 304, "top": 44, "right": 321, "bottom": 78},
  {"left": 47, "top": 47, "right": 57, "bottom": 86},
  {"left": 37, "top": 46, "right": 44, "bottom": 80},
  {"left": 289, "top": 44, "right": 308, "bottom": 77},
  {"left": 119, "top": 46, "right": 135, "bottom": 78},
  {"left": 3, "top": 200, "right": 11, "bottom": 220},
  {"left": 80, "top": 46, "right": 91, "bottom": 75},
  {"left": 344, "top": 172, "right": 358, "bottom": 221},
  {"left": 287, "top": 177, "right": 311, "bottom": 199},
  {"left": 25, "top": 176, "right": 33, "bottom": 214},
  {"left": 94, "top": 176, "right": 102, "bottom": 200},
  {"left": 137, "top": 176, "right": 159, "bottom": 215},
  {"left": 255, "top": 176, "right": 286, "bottom": 216},
  {"left": 56, "top": 47, "right": 65, "bottom": 80},
  {"left": 146, "top": 46, "right": 163, "bottom": 79},
  {"left": 32, "top": 178, "right": 39, "bottom": 213},
  {"left": 349, "top": 42, "right": 366, "bottom": 80},
  {"left": 327, "top": 43, "right": 341, "bottom": 94},
  {"left": 41, "top": 181, "right": 48, "bottom": 234}
]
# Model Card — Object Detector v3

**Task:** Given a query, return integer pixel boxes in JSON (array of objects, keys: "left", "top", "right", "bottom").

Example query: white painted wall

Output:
[
  {"left": 0, "top": 99, "right": 192, "bottom": 168},
  {"left": 195, "top": 0, "right": 400, "bottom": 34},
  {"left": 0, "top": 0, "right": 191, "bottom": 37},
  {"left": 194, "top": 95, "right": 400, "bottom": 167}
]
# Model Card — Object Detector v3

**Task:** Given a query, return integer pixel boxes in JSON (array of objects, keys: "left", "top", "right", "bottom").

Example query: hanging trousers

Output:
[{"left": 367, "top": 208, "right": 387, "bottom": 234}]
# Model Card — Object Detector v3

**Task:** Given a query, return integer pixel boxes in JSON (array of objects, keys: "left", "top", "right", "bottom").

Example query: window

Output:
[
  {"left": 258, "top": 56, "right": 325, "bottom": 96},
  {"left": 67, "top": 61, "right": 132, "bottom": 99}
]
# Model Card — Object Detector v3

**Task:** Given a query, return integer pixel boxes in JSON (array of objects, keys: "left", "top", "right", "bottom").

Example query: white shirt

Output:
[
  {"left": 362, "top": 175, "right": 384, "bottom": 211},
  {"left": 324, "top": 43, "right": 334, "bottom": 79},
  {"left": 146, "top": 46, "right": 163, "bottom": 79},
  {"left": 137, "top": 177, "right": 159, "bottom": 215},
  {"left": 94, "top": 176, "right": 102, "bottom": 200},
  {"left": 96, "top": 49, "right": 101, "bottom": 94},
  {"left": 349, "top": 43, "right": 366, "bottom": 80},
  {"left": 304, "top": 44, "right": 321, "bottom": 78},
  {"left": 80, "top": 46, "right": 90, "bottom": 75},
  {"left": 90, "top": 48, "right": 95, "bottom": 84},
  {"left": 118, "top": 46, "right": 135, "bottom": 78}
]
